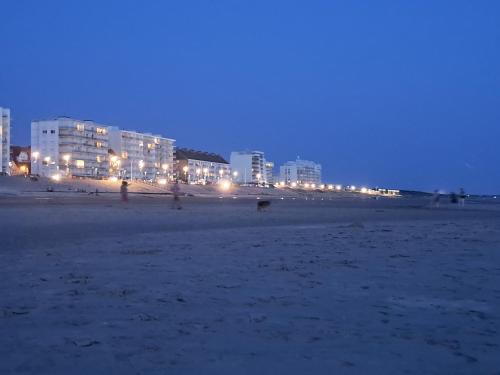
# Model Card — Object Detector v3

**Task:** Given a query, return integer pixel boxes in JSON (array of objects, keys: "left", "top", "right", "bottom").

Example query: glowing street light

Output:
[
  {"left": 361, "top": 187, "right": 368, "bottom": 194},
  {"left": 219, "top": 179, "right": 231, "bottom": 191},
  {"left": 291, "top": 182, "right": 297, "bottom": 188},
  {"left": 62, "top": 154, "right": 71, "bottom": 176},
  {"left": 336, "top": 184, "right": 342, "bottom": 191}
]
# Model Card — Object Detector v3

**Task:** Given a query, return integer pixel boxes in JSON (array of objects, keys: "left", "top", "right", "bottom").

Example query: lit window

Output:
[
  {"left": 96, "top": 127, "right": 106, "bottom": 135},
  {"left": 96, "top": 156, "right": 101, "bottom": 163},
  {"left": 121, "top": 152, "right": 128, "bottom": 159},
  {"left": 139, "top": 141, "right": 144, "bottom": 147},
  {"left": 76, "top": 124, "right": 84, "bottom": 132},
  {"left": 96, "top": 141, "right": 103, "bottom": 148},
  {"left": 76, "top": 160, "right": 85, "bottom": 168}
]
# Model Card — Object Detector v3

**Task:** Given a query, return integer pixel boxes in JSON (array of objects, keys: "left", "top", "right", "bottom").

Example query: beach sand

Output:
[{"left": 1, "top": 190, "right": 499, "bottom": 374}]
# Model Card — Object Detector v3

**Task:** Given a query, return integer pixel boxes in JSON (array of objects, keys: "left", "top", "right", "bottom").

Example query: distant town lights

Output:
[
  {"left": 50, "top": 174, "right": 61, "bottom": 181},
  {"left": 361, "top": 187, "right": 368, "bottom": 193},
  {"left": 336, "top": 185, "right": 342, "bottom": 191}
]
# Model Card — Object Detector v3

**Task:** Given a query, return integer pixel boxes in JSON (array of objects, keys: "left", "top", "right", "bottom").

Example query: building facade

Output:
[
  {"left": 1, "top": 107, "right": 11, "bottom": 173},
  {"left": 280, "top": 158, "right": 322, "bottom": 185},
  {"left": 31, "top": 117, "right": 110, "bottom": 178},
  {"left": 230, "top": 150, "right": 267, "bottom": 184},
  {"left": 175, "top": 148, "right": 230, "bottom": 184},
  {"left": 265, "top": 161, "right": 275, "bottom": 185},
  {"left": 109, "top": 127, "right": 175, "bottom": 180}
]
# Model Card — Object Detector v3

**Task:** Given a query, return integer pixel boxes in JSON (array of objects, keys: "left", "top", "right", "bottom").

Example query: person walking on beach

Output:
[
  {"left": 120, "top": 180, "right": 129, "bottom": 202},
  {"left": 459, "top": 187, "right": 466, "bottom": 207},
  {"left": 431, "top": 189, "right": 441, "bottom": 208},
  {"left": 170, "top": 180, "right": 182, "bottom": 209}
]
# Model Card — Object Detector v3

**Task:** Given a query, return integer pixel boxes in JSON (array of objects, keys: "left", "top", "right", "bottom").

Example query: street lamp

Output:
[
  {"left": 182, "top": 165, "right": 188, "bottom": 182},
  {"left": 138, "top": 160, "right": 145, "bottom": 179},
  {"left": 32, "top": 151, "right": 39, "bottom": 175},
  {"left": 203, "top": 167, "right": 209, "bottom": 183},
  {"left": 63, "top": 154, "right": 71, "bottom": 176}
]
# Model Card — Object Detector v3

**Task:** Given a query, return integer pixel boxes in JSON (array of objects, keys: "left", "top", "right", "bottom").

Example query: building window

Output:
[
  {"left": 42, "top": 130, "right": 47, "bottom": 134},
  {"left": 50, "top": 130, "right": 56, "bottom": 134},
  {"left": 96, "top": 156, "right": 101, "bottom": 163},
  {"left": 139, "top": 141, "right": 144, "bottom": 148},
  {"left": 96, "top": 141, "right": 103, "bottom": 148},
  {"left": 96, "top": 127, "right": 106, "bottom": 135},
  {"left": 76, "top": 124, "right": 84, "bottom": 132},
  {"left": 76, "top": 160, "right": 85, "bottom": 169},
  {"left": 121, "top": 152, "right": 128, "bottom": 159}
]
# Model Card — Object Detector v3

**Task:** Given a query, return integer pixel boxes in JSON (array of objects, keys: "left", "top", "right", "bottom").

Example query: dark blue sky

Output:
[{"left": 1, "top": 1, "right": 499, "bottom": 193}]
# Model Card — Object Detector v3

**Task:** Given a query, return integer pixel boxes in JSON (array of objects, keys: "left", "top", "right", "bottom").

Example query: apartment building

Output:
[
  {"left": 109, "top": 127, "right": 175, "bottom": 180},
  {"left": 0, "top": 107, "right": 11, "bottom": 173},
  {"left": 31, "top": 117, "right": 110, "bottom": 178},
  {"left": 280, "top": 158, "right": 322, "bottom": 185},
  {"left": 265, "top": 161, "right": 275, "bottom": 185},
  {"left": 175, "top": 148, "right": 230, "bottom": 184},
  {"left": 230, "top": 150, "right": 267, "bottom": 184}
]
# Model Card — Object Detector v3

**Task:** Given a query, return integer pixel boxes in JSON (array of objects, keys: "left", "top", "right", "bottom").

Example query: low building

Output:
[
  {"left": 1, "top": 107, "right": 11, "bottom": 174},
  {"left": 175, "top": 148, "right": 230, "bottom": 184},
  {"left": 230, "top": 150, "right": 267, "bottom": 184},
  {"left": 31, "top": 117, "right": 110, "bottom": 178},
  {"left": 10, "top": 146, "right": 31, "bottom": 175},
  {"left": 280, "top": 158, "right": 322, "bottom": 186},
  {"left": 109, "top": 128, "right": 175, "bottom": 180}
]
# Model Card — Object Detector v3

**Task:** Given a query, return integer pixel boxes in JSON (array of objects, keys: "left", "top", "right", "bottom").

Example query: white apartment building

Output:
[
  {"left": 265, "top": 161, "right": 275, "bottom": 185},
  {"left": 31, "top": 117, "right": 110, "bottom": 178},
  {"left": 109, "top": 127, "right": 175, "bottom": 180},
  {"left": 0, "top": 107, "right": 11, "bottom": 174},
  {"left": 175, "top": 148, "right": 230, "bottom": 184},
  {"left": 280, "top": 158, "right": 322, "bottom": 185},
  {"left": 230, "top": 150, "right": 267, "bottom": 184}
]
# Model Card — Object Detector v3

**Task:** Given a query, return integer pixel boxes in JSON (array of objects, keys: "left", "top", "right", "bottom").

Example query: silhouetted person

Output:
[
  {"left": 431, "top": 190, "right": 441, "bottom": 208},
  {"left": 450, "top": 192, "right": 458, "bottom": 204},
  {"left": 120, "top": 181, "right": 129, "bottom": 202},
  {"left": 459, "top": 188, "right": 466, "bottom": 207},
  {"left": 171, "top": 180, "right": 182, "bottom": 209}
]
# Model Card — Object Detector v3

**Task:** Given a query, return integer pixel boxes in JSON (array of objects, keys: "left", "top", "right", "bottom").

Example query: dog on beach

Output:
[{"left": 257, "top": 200, "right": 271, "bottom": 211}]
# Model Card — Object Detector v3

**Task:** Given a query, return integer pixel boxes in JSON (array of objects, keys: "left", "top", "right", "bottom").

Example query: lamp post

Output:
[
  {"left": 138, "top": 160, "right": 145, "bottom": 180},
  {"left": 63, "top": 154, "right": 71, "bottom": 176},
  {"left": 44, "top": 156, "right": 51, "bottom": 177},
  {"left": 196, "top": 168, "right": 201, "bottom": 184},
  {"left": 203, "top": 167, "right": 209, "bottom": 184},
  {"left": 32, "top": 151, "right": 39, "bottom": 175}
]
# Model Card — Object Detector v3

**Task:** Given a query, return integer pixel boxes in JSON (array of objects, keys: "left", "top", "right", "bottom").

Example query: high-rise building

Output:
[
  {"left": 230, "top": 150, "right": 267, "bottom": 184},
  {"left": 175, "top": 148, "right": 230, "bottom": 184},
  {"left": 280, "top": 158, "right": 322, "bottom": 185},
  {"left": 265, "top": 161, "right": 275, "bottom": 185},
  {"left": 31, "top": 117, "right": 110, "bottom": 178},
  {"left": 108, "top": 127, "right": 175, "bottom": 180},
  {"left": 0, "top": 107, "right": 11, "bottom": 174}
]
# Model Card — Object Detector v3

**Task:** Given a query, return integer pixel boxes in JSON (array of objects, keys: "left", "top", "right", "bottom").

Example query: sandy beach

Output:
[{"left": 1, "top": 185, "right": 500, "bottom": 374}]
